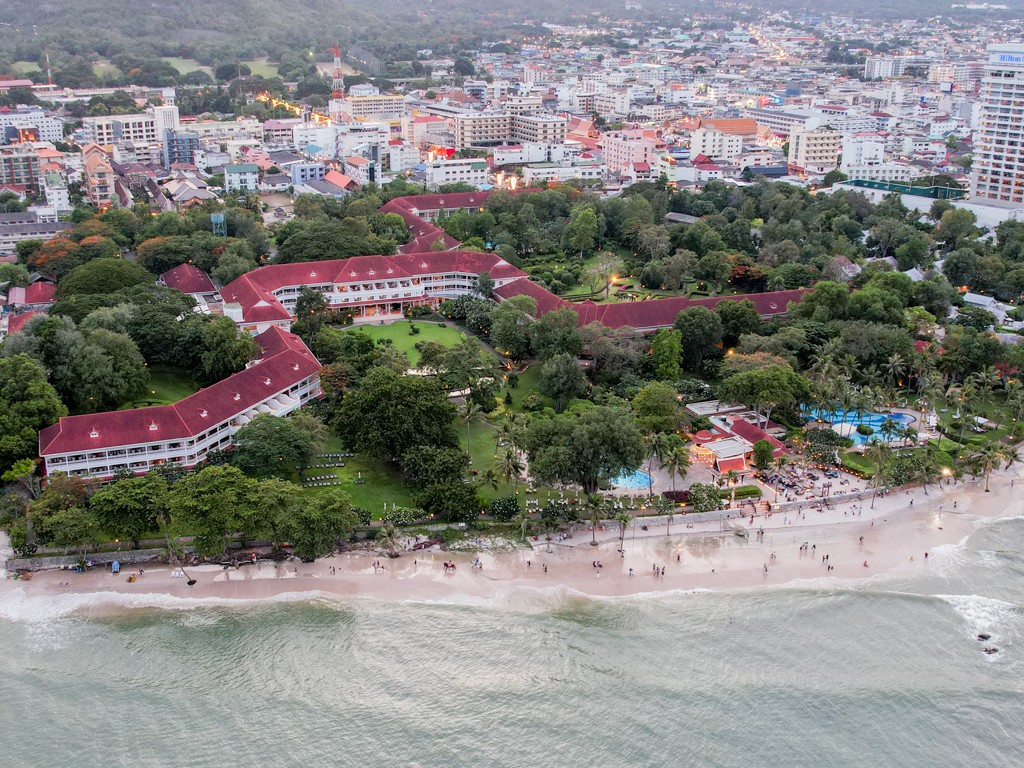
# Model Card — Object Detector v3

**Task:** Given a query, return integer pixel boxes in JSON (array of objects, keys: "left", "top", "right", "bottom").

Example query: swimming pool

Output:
[
  {"left": 612, "top": 469, "right": 653, "bottom": 489},
  {"left": 807, "top": 409, "right": 915, "bottom": 445}
]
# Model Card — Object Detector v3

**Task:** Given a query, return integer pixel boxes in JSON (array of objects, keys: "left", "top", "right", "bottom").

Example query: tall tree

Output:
[
  {"left": 285, "top": 490, "right": 359, "bottom": 560},
  {"left": 539, "top": 353, "right": 587, "bottom": 413},
  {"left": 649, "top": 328, "right": 682, "bottom": 382},
  {"left": 232, "top": 414, "right": 313, "bottom": 478},
  {"left": 523, "top": 405, "right": 644, "bottom": 493},
  {"left": 530, "top": 307, "right": 582, "bottom": 361},
  {"left": 334, "top": 367, "right": 458, "bottom": 463},
  {"left": 90, "top": 473, "right": 168, "bottom": 548},
  {"left": 0, "top": 354, "right": 67, "bottom": 475},
  {"left": 674, "top": 306, "right": 724, "bottom": 372}
]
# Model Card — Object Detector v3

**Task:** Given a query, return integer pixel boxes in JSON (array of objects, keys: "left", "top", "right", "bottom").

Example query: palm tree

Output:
[
  {"left": 977, "top": 443, "right": 1006, "bottom": 492},
  {"left": 883, "top": 352, "right": 906, "bottom": 389},
  {"left": 721, "top": 469, "right": 740, "bottom": 506},
  {"left": 501, "top": 447, "right": 525, "bottom": 495},
  {"left": 461, "top": 402, "right": 484, "bottom": 464},
  {"left": 480, "top": 468, "right": 501, "bottom": 494},
  {"left": 615, "top": 512, "right": 632, "bottom": 550},
  {"left": 913, "top": 461, "right": 940, "bottom": 495},
  {"left": 863, "top": 439, "right": 893, "bottom": 509},
  {"left": 512, "top": 509, "right": 532, "bottom": 541},
  {"left": 772, "top": 455, "right": 789, "bottom": 503},
  {"left": 660, "top": 445, "right": 690, "bottom": 494},
  {"left": 879, "top": 418, "right": 899, "bottom": 444},
  {"left": 643, "top": 434, "right": 675, "bottom": 499},
  {"left": 379, "top": 523, "right": 401, "bottom": 556}
]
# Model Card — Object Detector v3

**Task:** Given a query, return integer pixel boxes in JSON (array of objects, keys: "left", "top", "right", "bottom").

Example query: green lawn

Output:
[
  {"left": 343, "top": 320, "right": 469, "bottom": 366},
  {"left": 11, "top": 61, "right": 39, "bottom": 74},
  {"left": 242, "top": 58, "right": 279, "bottom": 78},
  {"left": 161, "top": 57, "right": 213, "bottom": 75},
  {"left": 120, "top": 366, "right": 201, "bottom": 410},
  {"left": 294, "top": 437, "right": 414, "bottom": 513}
]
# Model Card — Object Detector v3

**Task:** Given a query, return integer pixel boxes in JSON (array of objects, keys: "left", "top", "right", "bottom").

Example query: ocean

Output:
[{"left": 1, "top": 516, "right": 1022, "bottom": 768}]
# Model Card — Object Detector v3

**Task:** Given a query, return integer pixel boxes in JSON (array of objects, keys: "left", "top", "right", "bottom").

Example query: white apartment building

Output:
[
  {"left": 602, "top": 130, "right": 663, "bottom": 173},
  {"left": 334, "top": 94, "right": 408, "bottom": 121},
  {"left": 38, "top": 328, "right": 322, "bottom": 481},
  {"left": 224, "top": 164, "right": 260, "bottom": 193},
  {"left": 788, "top": 125, "right": 842, "bottom": 175},
  {"left": 972, "top": 43, "right": 1024, "bottom": 207},
  {"left": 690, "top": 128, "right": 743, "bottom": 162},
  {"left": 42, "top": 174, "right": 72, "bottom": 212},
  {"left": 80, "top": 105, "right": 181, "bottom": 146},
  {"left": 864, "top": 56, "right": 906, "bottom": 80},
  {"left": 521, "top": 160, "right": 604, "bottom": 184},
  {"left": 424, "top": 158, "right": 487, "bottom": 189},
  {"left": 0, "top": 108, "right": 64, "bottom": 143}
]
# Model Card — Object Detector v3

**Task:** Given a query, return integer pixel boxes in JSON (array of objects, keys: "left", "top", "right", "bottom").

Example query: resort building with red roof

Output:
[{"left": 38, "top": 327, "right": 321, "bottom": 480}]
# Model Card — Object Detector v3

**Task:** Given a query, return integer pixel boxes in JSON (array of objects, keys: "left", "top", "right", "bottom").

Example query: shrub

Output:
[
  {"left": 662, "top": 490, "right": 690, "bottom": 503},
  {"left": 489, "top": 496, "right": 520, "bottom": 522},
  {"left": 353, "top": 506, "right": 372, "bottom": 526},
  {"left": 522, "top": 393, "right": 544, "bottom": 412},
  {"left": 721, "top": 485, "right": 762, "bottom": 500},
  {"left": 380, "top": 506, "right": 423, "bottom": 526},
  {"left": 856, "top": 424, "right": 874, "bottom": 436}
]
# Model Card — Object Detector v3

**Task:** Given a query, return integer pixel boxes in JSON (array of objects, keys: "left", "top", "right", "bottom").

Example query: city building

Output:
[
  {"left": 0, "top": 213, "right": 72, "bottom": 255},
  {"left": 971, "top": 43, "right": 1024, "bottom": 207},
  {"left": 788, "top": 125, "right": 842, "bottom": 175},
  {"left": 864, "top": 56, "right": 906, "bottom": 80},
  {"left": 423, "top": 158, "right": 487, "bottom": 189},
  {"left": 0, "top": 143, "right": 42, "bottom": 191},
  {"left": 82, "top": 145, "right": 117, "bottom": 208},
  {"left": 224, "top": 164, "right": 260, "bottom": 193},
  {"left": 689, "top": 128, "right": 743, "bottom": 162},
  {"left": 0, "top": 108, "right": 63, "bottom": 144}
]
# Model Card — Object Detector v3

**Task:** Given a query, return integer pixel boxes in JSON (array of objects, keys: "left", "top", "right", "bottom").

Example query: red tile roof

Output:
[
  {"left": 492, "top": 282, "right": 806, "bottom": 331},
  {"left": 728, "top": 417, "right": 788, "bottom": 456},
  {"left": 7, "top": 310, "right": 42, "bottom": 335},
  {"left": 161, "top": 263, "right": 216, "bottom": 295},
  {"left": 39, "top": 328, "right": 319, "bottom": 457},
  {"left": 219, "top": 252, "right": 527, "bottom": 323},
  {"left": 716, "top": 457, "right": 748, "bottom": 473}
]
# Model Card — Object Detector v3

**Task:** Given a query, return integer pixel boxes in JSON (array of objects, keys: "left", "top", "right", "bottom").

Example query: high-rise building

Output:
[{"left": 971, "top": 43, "right": 1024, "bottom": 208}]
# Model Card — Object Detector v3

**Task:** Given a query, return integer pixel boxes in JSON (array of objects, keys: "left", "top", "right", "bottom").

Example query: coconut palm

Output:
[
  {"left": 501, "top": 447, "right": 525, "bottom": 495},
  {"left": 379, "top": 523, "right": 401, "bottom": 556},
  {"left": 660, "top": 444, "right": 691, "bottom": 494},
  {"left": 615, "top": 512, "right": 632, "bottom": 550},
  {"left": 883, "top": 352, "right": 907, "bottom": 388},
  {"left": 512, "top": 509, "right": 532, "bottom": 541},
  {"left": 461, "top": 402, "right": 484, "bottom": 463},
  {"left": 480, "top": 468, "right": 501, "bottom": 494},
  {"left": 976, "top": 443, "right": 1006, "bottom": 492},
  {"left": 645, "top": 432, "right": 675, "bottom": 499},
  {"left": 879, "top": 418, "right": 899, "bottom": 444},
  {"left": 863, "top": 439, "right": 894, "bottom": 509},
  {"left": 913, "top": 460, "right": 940, "bottom": 495}
]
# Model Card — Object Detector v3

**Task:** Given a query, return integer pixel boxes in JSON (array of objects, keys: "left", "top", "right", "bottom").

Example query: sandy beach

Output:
[{"left": 3, "top": 462, "right": 1022, "bottom": 610}]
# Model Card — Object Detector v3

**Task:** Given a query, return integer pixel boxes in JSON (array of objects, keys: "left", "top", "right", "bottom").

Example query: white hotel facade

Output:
[{"left": 39, "top": 328, "right": 321, "bottom": 480}]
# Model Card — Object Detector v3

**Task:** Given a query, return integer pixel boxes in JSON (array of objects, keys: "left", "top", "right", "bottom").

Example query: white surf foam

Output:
[
  {"left": 934, "top": 593, "right": 1022, "bottom": 640},
  {"left": 0, "top": 587, "right": 342, "bottom": 623}
]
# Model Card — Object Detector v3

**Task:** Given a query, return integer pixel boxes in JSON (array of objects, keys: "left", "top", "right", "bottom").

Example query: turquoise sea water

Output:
[{"left": 1, "top": 516, "right": 1023, "bottom": 767}]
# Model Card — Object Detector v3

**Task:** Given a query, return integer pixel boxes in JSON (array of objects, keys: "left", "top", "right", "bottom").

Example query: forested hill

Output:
[{"left": 0, "top": 0, "right": 613, "bottom": 59}]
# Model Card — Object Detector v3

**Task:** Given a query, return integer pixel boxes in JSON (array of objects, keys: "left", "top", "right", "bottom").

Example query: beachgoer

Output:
[
  {"left": 629, "top": 568, "right": 634, "bottom": 577},
  {"left": 863, "top": 561, "right": 868, "bottom": 567},
  {"left": 543, "top": 565, "right": 547, "bottom": 573}
]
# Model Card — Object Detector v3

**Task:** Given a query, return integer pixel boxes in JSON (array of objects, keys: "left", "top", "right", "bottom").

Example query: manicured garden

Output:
[
  {"left": 341, "top": 320, "right": 469, "bottom": 366},
  {"left": 119, "top": 366, "right": 201, "bottom": 409}
]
